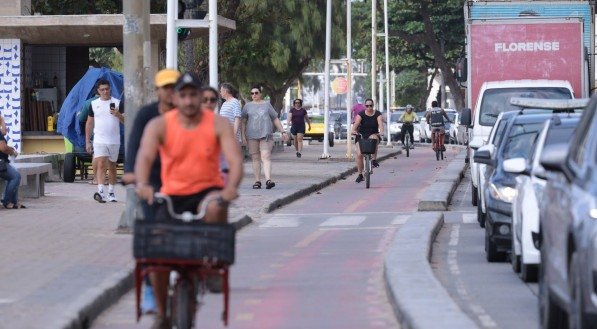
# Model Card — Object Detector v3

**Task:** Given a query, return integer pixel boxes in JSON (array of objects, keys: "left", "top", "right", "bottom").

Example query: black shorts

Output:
[
  {"left": 290, "top": 124, "right": 306, "bottom": 135},
  {"left": 155, "top": 187, "right": 222, "bottom": 220}
]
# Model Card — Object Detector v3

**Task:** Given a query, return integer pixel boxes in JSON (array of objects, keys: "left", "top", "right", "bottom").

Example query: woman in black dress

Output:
[{"left": 351, "top": 98, "right": 384, "bottom": 183}]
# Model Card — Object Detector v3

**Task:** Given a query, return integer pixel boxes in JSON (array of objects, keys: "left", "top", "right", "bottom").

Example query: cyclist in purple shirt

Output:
[{"left": 288, "top": 99, "right": 311, "bottom": 158}]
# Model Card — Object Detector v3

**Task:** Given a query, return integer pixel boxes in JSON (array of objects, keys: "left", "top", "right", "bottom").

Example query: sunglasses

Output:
[
  {"left": 294, "top": 102, "right": 301, "bottom": 105},
  {"left": 203, "top": 97, "right": 218, "bottom": 103},
  {"left": 251, "top": 91, "right": 260, "bottom": 95},
  {"left": 365, "top": 104, "right": 374, "bottom": 108}
]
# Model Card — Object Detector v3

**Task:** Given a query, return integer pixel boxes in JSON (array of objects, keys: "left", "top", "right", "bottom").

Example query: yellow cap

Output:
[{"left": 154, "top": 69, "right": 181, "bottom": 87}]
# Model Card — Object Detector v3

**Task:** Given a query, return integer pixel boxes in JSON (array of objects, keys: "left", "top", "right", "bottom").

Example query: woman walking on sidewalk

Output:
[
  {"left": 241, "top": 85, "right": 288, "bottom": 189},
  {"left": 288, "top": 98, "right": 311, "bottom": 158}
]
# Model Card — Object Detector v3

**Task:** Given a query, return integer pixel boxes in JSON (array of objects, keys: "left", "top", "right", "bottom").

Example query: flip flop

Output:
[
  {"left": 265, "top": 180, "right": 275, "bottom": 189},
  {"left": 12, "top": 204, "right": 26, "bottom": 209}
]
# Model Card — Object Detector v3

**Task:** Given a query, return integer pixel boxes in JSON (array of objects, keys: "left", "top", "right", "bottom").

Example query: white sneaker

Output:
[
  {"left": 93, "top": 192, "right": 106, "bottom": 203},
  {"left": 107, "top": 193, "right": 117, "bottom": 202}
]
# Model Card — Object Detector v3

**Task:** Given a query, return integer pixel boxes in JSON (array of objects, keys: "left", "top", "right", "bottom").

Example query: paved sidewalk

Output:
[{"left": 0, "top": 143, "right": 400, "bottom": 329}]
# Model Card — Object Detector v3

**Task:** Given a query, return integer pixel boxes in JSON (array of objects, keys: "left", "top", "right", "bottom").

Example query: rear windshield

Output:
[
  {"left": 503, "top": 123, "right": 545, "bottom": 159},
  {"left": 545, "top": 126, "right": 576, "bottom": 146},
  {"left": 479, "top": 88, "right": 572, "bottom": 126}
]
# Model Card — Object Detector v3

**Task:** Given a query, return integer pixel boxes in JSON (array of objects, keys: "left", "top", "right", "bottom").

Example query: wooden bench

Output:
[{"left": 0, "top": 163, "right": 51, "bottom": 198}]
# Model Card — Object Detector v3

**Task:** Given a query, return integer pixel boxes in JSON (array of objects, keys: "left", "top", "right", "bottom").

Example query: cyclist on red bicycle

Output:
[
  {"left": 425, "top": 100, "right": 451, "bottom": 152},
  {"left": 134, "top": 72, "right": 243, "bottom": 329}
]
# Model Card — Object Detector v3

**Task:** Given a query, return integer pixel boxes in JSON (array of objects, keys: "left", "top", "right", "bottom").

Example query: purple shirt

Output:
[
  {"left": 290, "top": 108, "right": 308, "bottom": 126},
  {"left": 351, "top": 103, "right": 366, "bottom": 123}
]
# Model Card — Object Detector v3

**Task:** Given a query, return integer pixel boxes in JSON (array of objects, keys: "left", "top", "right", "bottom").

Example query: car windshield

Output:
[
  {"left": 335, "top": 115, "right": 347, "bottom": 124},
  {"left": 329, "top": 112, "right": 341, "bottom": 122},
  {"left": 391, "top": 112, "right": 404, "bottom": 122},
  {"left": 503, "top": 123, "right": 545, "bottom": 160},
  {"left": 479, "top": 88, "right": 572, "bottom": 126},
  {"left": 311, "top": 116, "right": 324, "bottom": 124}
]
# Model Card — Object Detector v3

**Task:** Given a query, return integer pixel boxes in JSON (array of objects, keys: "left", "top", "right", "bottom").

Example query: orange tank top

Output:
[{"left": 159, "top": 109, "right": 224, "bottom": 196}]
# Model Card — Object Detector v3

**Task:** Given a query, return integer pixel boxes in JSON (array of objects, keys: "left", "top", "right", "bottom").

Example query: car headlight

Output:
[
  {"left": 489, "top": 184, "right": 518, "bottom": 203},
  {"left": 590, "top": 209, "right": 597, "bottom": 219}
]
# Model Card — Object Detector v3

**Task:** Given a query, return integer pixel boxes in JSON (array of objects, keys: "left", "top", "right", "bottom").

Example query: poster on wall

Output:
[{"left": 0, "top": 39, "right": 21, "bottom": 152}]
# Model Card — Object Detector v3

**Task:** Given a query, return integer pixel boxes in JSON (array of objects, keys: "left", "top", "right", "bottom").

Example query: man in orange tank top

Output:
[{"left": 134, "top": 72, "right": 243, "bottom": 326}]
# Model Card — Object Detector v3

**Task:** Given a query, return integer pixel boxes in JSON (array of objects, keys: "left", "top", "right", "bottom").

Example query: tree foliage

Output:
[
  {"left": 395, "top": 69, "right": 427, "bottom": 107},
  {"left": 351, "top": 0, "right": 464, "bottom": 109}
]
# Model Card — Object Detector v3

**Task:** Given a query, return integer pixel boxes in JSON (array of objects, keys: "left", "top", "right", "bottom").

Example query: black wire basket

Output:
[
  {"left": 359, "top": 138, "right": 378, "bottom": 154},
  {"left": 133, "top": 220, "right": 236, "bottom": 264}
]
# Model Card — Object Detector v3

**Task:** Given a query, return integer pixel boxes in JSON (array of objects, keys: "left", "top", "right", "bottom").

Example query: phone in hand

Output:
[{"left": 109, "top": 102, "right": 116, "bottom": 115}]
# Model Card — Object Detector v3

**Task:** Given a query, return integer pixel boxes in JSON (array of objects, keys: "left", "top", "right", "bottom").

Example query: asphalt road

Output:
[
  {"left": 432, "top": 171, "right": 540, "bottom": 329},
  {"left": 93, "top": 146, "right": 459, "bottom": 329}
]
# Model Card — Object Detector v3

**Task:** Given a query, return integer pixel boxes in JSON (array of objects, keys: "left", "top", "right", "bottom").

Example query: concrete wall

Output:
[{"left": 0, "top": 0, "right": 31, "bottom": 16}]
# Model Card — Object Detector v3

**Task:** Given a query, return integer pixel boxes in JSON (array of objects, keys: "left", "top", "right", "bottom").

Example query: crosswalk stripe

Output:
[
  {"left": 391, "top": 215, "right": 410, "bottom": 225},
  {"left": 259, "top": 217, "right": 300, "bottom": 228},
  {"left": 462, "top": 213, "right": 477, "bottom": 224},
  {"left": 320, "top": 215, "right": 366, "bottom": 227}
]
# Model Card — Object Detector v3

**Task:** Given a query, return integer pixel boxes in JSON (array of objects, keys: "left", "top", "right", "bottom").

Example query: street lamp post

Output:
[
  {"left": 208, "top": 0, "right": 218, "bottom": 87},
  {"left": 383, "top": 0, "right": 391, "bottom": 145},
  {"left": 371, "top": 0, "right": 377, "bottom": 102},
  {"left": 322, "top": 0, "right": 332, "bottom": 159},
  {"left": 166, "top": 0, "right": 177, "bottom": 68},
  {"left": 346, "top": 0, "right": 353, "bottom": 159}
]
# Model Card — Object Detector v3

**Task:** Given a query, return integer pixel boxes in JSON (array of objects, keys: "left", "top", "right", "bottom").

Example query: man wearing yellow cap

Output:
[
  {"left": 123, "top": 68, "right": 180, "bottom": 220},
  {"left": 122, "top": 69, "right": 180, "bottom": 315}
]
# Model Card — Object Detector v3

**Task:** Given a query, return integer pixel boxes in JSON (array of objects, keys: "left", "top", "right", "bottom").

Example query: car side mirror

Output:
[
  {"left": 540, "top": 143, "right": 573, "bottom": 181},
  {"left": 474, "top": 144, "right": 496, "bottom": 166},
  {"left": 533, "top": 166, "right": 547, "bottom": 180},
  {"left": 503, "top": 158, "right": 529, "bottom": 175},
  {"left": 460, "top": 108, "right": 472, "bottom": 127},
  {"left": 469, "top": 137, "right": 485, "bottom": 150}
]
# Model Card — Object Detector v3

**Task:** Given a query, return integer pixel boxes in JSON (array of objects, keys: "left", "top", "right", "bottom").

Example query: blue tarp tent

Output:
[{"left": 57, "top": 67, "right": 124, "bottom": 149}]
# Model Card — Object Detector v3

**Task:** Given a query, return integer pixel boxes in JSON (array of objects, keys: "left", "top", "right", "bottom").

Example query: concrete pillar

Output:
[{"left": 0, "top": 39, "right": 22, "bottom": 152}]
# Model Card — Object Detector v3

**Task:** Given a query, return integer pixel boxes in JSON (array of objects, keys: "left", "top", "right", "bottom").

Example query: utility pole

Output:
[
  {"left": 346, "top": 0, "right": 353, "bottom": 159},
  {"left": 322, "top": 0, "right": 332, "bottom": 159},
  {"left": 119, "top": 0, "right": 150, "bottom": 230},
  {"left": 166, "top": 0, "right": 177, "bottom": 68},
  {"left": 383, "top": 0, "right": 391, "bottom": 146},
  {"left": 371, "top": 0, "right": 377, "bottom": 102},
  {"left": 208, "top": 0, "right": 218, "bottom": 87}
]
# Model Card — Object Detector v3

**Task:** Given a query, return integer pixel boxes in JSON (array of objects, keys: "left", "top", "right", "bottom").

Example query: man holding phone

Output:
[{"left": 85, "top": 79, "right": 124, "bottom": 203}]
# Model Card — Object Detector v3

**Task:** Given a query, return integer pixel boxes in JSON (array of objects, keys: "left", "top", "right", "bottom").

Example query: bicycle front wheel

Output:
[
  {"left": 365, "top": 156, "right": 371, "bottom": 189},
  {"left": 405, "top": 135, "right": 410, "bottom": 157},
  {"left": 173, "top": 279, "right": 194, "bottom": 329}
]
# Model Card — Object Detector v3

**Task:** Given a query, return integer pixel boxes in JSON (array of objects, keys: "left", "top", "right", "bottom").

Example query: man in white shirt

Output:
[{"left": 85, "top": 79, "right": 124, "bottom": 202}]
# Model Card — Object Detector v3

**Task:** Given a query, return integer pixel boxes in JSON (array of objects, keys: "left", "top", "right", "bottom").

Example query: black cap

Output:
[{"left": 174, "top": 72, "right": 201, "bottom": 91}]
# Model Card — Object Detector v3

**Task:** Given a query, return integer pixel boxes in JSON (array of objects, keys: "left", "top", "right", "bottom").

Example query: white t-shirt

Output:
[{"left": 89, "top": 97, "right": 122, "bottom": 145}]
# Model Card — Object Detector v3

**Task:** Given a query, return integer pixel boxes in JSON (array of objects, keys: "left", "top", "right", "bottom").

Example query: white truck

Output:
[{"left": 459, "top": 2, "right": 594, "bottom": 207}]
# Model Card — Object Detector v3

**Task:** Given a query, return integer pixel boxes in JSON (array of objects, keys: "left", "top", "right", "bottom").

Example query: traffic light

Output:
[{"left": 177, "top": 0, "right": 190, "bottom": 41}]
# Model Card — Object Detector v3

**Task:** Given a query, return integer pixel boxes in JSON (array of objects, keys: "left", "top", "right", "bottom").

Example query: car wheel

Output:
[
  {"left": 540, "top": 239, "right": 567, "bottom": 329},
  {"left": 63, "top": 153, "right": 76, "bottom": 183},
  {"left": 511, "top": 237, "right": 521, "bottom": 273},
  {"left": 569, "top": 252, "right": 589, "bottom": 329},
  {"left": 477, "top": 202, "right": 486, "bottom": 228},
  {"left": 520, "top": 263, "right": 538, "bottom": 282},
  {"left": 485, "top": 223, "right": 505, "bottom": 262},
  {"left": 472, "top": 182, "right": 478, "bottom": 207}
]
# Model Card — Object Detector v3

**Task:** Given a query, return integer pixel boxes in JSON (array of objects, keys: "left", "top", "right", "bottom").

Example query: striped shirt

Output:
[{"left": 219, "top": 98, "right": 242, "bottom": 139}]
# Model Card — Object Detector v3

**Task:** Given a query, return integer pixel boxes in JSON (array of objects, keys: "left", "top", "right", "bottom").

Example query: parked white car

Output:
[{"left": 508, "top": 115, "right": 581, "bottom": 282}]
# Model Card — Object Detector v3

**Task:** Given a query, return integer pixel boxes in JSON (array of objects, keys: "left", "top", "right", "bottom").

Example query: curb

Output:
[
  {"left": 62, "top": 214, "right": 253, "bottom": 329},
  {"left": 418, "top": 152, "right": 468, "bottom": 211},
  {"left": 384, "top": 212, "right": 477, "bottom": 329},
  {"left": 265, "top": 149, "right": 401, "bottom": 212}
]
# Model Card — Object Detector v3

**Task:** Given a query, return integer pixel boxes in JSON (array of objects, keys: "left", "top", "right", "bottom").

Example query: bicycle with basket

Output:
[
  {"left": 133, "top": 193, "right": 235, "bottom": 328},
  {"left": 357, "top": 133, "right": 378, "bottom": 189}
]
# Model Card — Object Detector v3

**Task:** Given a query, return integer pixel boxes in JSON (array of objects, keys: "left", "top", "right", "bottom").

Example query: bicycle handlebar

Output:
[{"left": 154, "top": 193, "right": 224, "bottom": 222}]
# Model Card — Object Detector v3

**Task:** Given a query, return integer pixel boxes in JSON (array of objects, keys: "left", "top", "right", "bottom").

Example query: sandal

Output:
[
  {"left": 265, "top": 180, "right": 275, "bottom": 189},
  {"left": 12, "top": 203, "right": 26, "bottom": 209},
  {"left": 252, "top": 181, "right": 262, "bottom": 189}
]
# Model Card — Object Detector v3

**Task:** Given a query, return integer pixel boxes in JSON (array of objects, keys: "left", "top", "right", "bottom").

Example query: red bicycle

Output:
[
  {"left": 431, "top": 127, "right": 446, "bottom": 161},
  {"left": 133, "top": 194, "right": 235, "bottom": 328}
]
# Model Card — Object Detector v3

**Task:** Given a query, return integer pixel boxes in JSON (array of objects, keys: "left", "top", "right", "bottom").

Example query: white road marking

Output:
[
  {"left": 448, "top": 249, "right": 460, "bottom": 275},
  {"left": 259, "top": 216, "right": 300, "bottom": 228},
  {"left": 376, "top": 227, "right": 398, "bottom": 252},
  {"left": 320, "top": 215, "right": 366, "bottom": 227},
  {"left": 274, "top": 211, "right": 412, "bottom": 216},
  {"left": 449, "top": 224, "right": 460, "bottom": 246},
  {"left": 391, "top": 215, "right": 410, "bottom": 225},
  {"left": 462, "top": 213, "right": 477, "bottom": 224},
  {"left": 0, "top": 299, "right": 13, "bottom": 304},
  {"left": 479, "top": 314, "right": 498, "bottom": 328}
]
